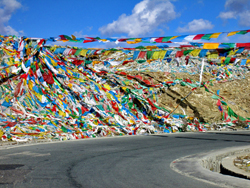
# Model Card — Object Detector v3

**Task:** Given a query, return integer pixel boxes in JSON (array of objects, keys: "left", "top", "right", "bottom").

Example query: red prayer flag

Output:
[
  {"left": 193, "top": 34, "right": 205, "bottom": 40},
  {"left": 175, "top": 51, "right": 183, "bottom": 57},
  {"left": 216, "top": 99, "right": 222, "bottom": 106},
  {"left": 236, "top": 43, "right": 250, "bottom": 48},
  {"left": 138, "top": 51, "right": 147, "bottom": 59},
  {"left": 154, "top": 37, "right": 164, "bottom": 43},
  {"left": 135, "top": 75, "right": 143, "bottom": 80},
  {"left": 127, "top": 75, "right": 134, "bottom": 80},
  {"left": 20, "top": 73, "right": 28, "bottom": 79},
  {"left": 143, "top": 79, "right": 151, "bottom": 85}
]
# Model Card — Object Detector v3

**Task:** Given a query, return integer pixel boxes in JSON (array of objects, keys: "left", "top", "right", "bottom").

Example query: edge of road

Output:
[
  {"left": 0, "top": 131, "right": 210, "bottom": 150},
  {"left": 221, "top": 151, "right": 250, "bottom": 180},
  {"left": 0, "top": 129, "right": 247, "bottom": 149},
  {"left": 171, "top": 145, "right": 250, "bottom": 188}
]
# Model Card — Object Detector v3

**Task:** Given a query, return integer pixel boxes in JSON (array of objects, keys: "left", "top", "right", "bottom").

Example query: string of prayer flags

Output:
[{"left": 40, "top": 29, "right": 250, "bottom": 45}]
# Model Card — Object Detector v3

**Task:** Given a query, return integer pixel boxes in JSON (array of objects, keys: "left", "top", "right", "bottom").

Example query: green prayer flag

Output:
[
  {"left": 74, "top": 49, "right": 82, "bottom": 56},
  {"left": 222, "top": 43, "right": 235, "bottom": 48},
  {"left": 77, "top": 107, "right": 82, "bottom": 114},
  {"left": 96, "top": 105, "right": 104, "bottom": 111},
  {"left": 239, "top": 116, "right": 246, "bottom": 121},
  {"left": 201, "top": 34, "right": 213, "bottom": 40},
  {"left": 146, "top": 51, "right": 153, "bottom": 60},
  {"left": 183, "top": 50, "right": 192, "bottom": 55},
  {"left": 162, "top": 37, "right": 172, "bottom": 42},
  {"left": 237, "top": 30, "right": 248, "bottom": 35},
  {"left": 137, "top": 60, "right": 146, "bottom": 64},
  {"left": 224, "top": 57, "right": 231, "bottom": 64},
  {"left": 128, "top": 102, "right": 133, "bottom": 109},
  {"left": 228, "top": 107, "right": 238, "bottom": 118},
  {"left": 211, "top": 94, "right": 220, "bottom": 100},
  {"left": 61, "top": 126, "right": 68, "bottom": 133},
  {"left": 84, "top": 60, "right": 92, "bottom": 65},
  {"left": 180, "top": 82, "right": 186, "bottom": 86},
  {"left": 135, "top": 46, "right": 146, "bottom": 49},
  {"left": 63, "top": 35, "right": 72, "bottom": 40}
]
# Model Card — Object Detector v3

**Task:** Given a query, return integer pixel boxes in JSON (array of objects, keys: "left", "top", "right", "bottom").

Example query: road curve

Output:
[{"left": 0, "top": 131, "right": 250, "bottom": 188}]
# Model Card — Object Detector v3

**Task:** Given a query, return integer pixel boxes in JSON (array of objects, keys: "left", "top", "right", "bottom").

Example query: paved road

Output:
[{"left": 0, "top": 131, "right": 250, "bottom": 188}]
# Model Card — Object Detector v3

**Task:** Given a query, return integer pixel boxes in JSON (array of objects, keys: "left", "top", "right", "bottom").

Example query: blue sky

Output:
[{"left": 2, "top": 0, "right": 250, "bottom": 48}]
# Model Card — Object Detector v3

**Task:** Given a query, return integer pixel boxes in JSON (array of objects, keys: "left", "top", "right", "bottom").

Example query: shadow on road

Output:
[{"left": 150, "top": 133, "right": 250, "bottom": 143}]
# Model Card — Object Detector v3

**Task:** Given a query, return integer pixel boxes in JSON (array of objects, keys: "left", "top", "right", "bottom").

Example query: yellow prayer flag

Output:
[
  {"left": 67, "top": 70, "right": 73, "bottom": 76},
  {"left": 49, "top": 57, "right": 57, "bottom": 66},
  {"left": 58, "top": 110, "right": 66, "bottom": 117},
  {"left": 135, "top": 38, "right": 142, "bottom": 42},
  {"left": 26, "top": 48, "right": 31, "bottom": 56},
  {"left": 170, "top": 36, "right": 179, "bottom": 40},
  {"left": 68, "top": 83, "right": 73, "bottom": 88},
  {"left": 153, "top": 94, "right": 156, "bottom": 101},
  {"left": 92, "top": 61, "right": 101, "bottom": 66},
  {"left": 122, "top": 86, "right": 127, "bottom": 91},
  {"left": 127, "top": 38, "right": 141, "bottom": 44},
  {"left": 189, "top": 49, "right": 201, "bottom": 57},
  {"left": 106, "top": 93, "right": 113, "bottom": 100},
  {"left": 129, "top": 119, "right": 135, "bottom": 124},
  {"left": 227, "top": 31, "right": 239, "bottom": 37},
  {"left": 210, "top": 33, "right": 222, "bottom": 38},
  {"left": 228, "top": 49, "right": 237, "bottom": 56},
  {"left": 207, "top": 52, "right": 218, "bottom": 59},
  {"left": 78, "top": 78, "right": 85, "bottom": 82},
  {"left": 146, "top": 46, "right": 158, "bottom": 50},
  {"left": 151, "top": 51, "right": 160, "bottom": 59},
  {"left": 38, "top": 93, "right": 43, "bottom": 101},
  {"left": 203, "top": 43, "right": 220, "bottom": 49},
  {"left": 116, "top": 94, "right": 121, "bottom": 102},
  {"left": 159, "top": 50, "right": 167, "bottom": 59},
  {"left": 103, "top": 84, "right": 111, "bottom": 90},
  {"left": 221, "top": 57, "right": 225, "bottom": 63},
  {"left": 104, "top": 51, "right": 111, "bottom": 56},
  {"left": 71, "top": 35, "right": 76, "bottom": 40},
  {"left": 126, "top": 41, "right": 135, "bottom": 44},
  {"left": 50, "top": 46, "right": 56, "bottom": 52},
  {"left": 28, "top": 81, "right": 33, "bottom": 91},
  {"left": 58, "top": 99, "right": 63, "bottom": 106},
  {"left": 123, "top": 81, "right": 130, "bottom": 85},
  {"left": 4, "top": 96, "right": 9, "bottom": 102},
  {"left": 5, "top": 67, "right": 10, "bottom": 73},
  {"left": 79, "top": 49, "right": 88, "bottom": 56},
  {"left": 100, "top": 39, "right": 107, "bottom": 42}
]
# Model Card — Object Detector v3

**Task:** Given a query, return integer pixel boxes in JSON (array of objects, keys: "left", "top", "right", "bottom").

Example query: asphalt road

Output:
[{"left": 0, "top": 131, "right": 250, "bottom": 188}]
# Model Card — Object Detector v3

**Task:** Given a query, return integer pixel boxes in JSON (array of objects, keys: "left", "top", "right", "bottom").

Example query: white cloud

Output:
[
  {"left": 177, "top": 19, "right": 214, "bottom": 33},
  {"left": 99, "top": 0, "right": 178, "bottom": 37},
  {"left": 73, "top": 30, "right": 87, "bottom": 38},
  {"left": 73, "top": 28, "right": 93, "bottom": 38},
  {"left": 218, "top": 11, "right": 236, "bottom": 19},
  {"left": 218, "top": 0, "right": 250, "bottom": 26},
  {"left": 238, "top": 10, "right": 250, "bottom": 26},
  {"left": 0, "top": 0, "right": 22, "bottom": 35}
]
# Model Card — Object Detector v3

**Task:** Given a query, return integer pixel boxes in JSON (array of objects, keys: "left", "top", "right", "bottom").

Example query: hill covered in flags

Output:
[{"left": 0, "top": 35, "right": 250, "bottom": 142}]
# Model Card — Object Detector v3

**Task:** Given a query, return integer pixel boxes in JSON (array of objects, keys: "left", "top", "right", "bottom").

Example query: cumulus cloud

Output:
[
  {"left": 218, "top": 0, "right": 250, "bottom": 26},
  {"left": 99, "top": 0, "right": 178, "bottom": 37},
  {"left": 218, "top": 11, "right": 236, "bottom": 19},
  {"left": 72, "top": 30, "right": 87, "bottom": 38},
  {"left": 176, "top": 19, "right": 214, "bottom": 33},
  {"left": 0, "top": 0, "right": 22, "bottom": 35}
]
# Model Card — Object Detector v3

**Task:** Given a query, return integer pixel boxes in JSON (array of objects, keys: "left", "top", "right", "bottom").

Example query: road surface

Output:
[{"left": 0, "top": 131, "right": 250, "bottom": 188}]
